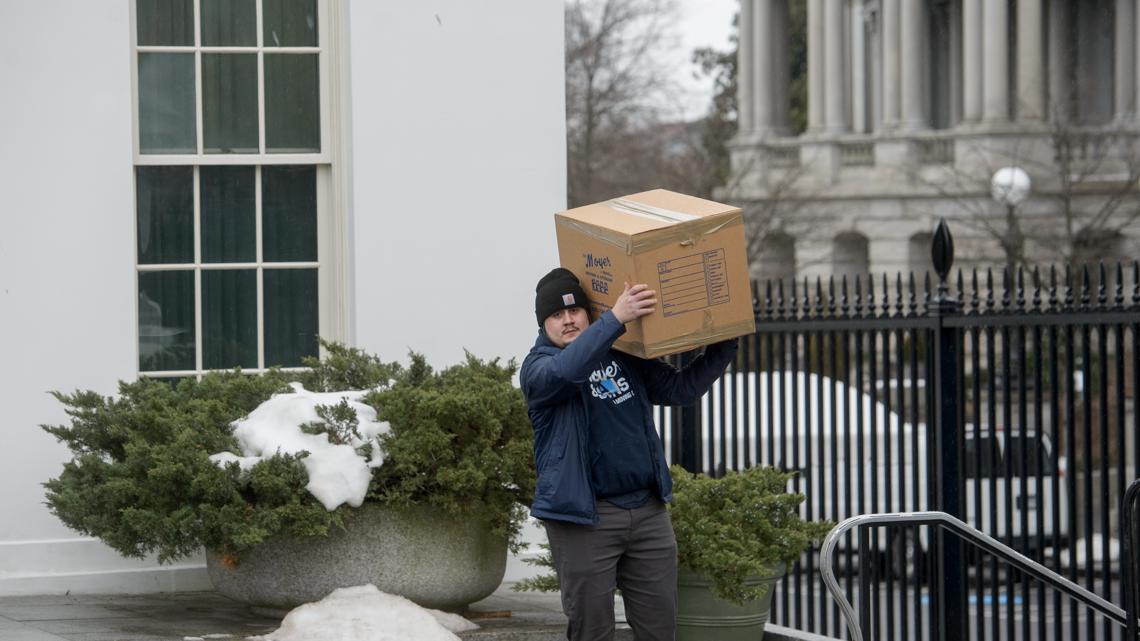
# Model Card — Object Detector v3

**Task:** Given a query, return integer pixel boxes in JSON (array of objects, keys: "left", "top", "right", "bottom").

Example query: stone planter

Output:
[
  {"left": 207, "top": 503, "right": 507, "bottom": 612},
  {"left": 676, "top": 565, "right": 784, "bottom": 641}
]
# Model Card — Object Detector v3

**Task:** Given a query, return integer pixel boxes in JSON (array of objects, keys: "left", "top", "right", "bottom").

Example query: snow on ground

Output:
[
  {"left": 248, "top": 585, "right": 478, "bottom": 641},
  {"left": 209, "top": 383, "right": 390, "bottom": 510}
]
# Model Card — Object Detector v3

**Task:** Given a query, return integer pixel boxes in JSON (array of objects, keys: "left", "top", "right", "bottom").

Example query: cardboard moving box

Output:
[{"left": 555, "top": 189, "right": 756, "bottom": 359}]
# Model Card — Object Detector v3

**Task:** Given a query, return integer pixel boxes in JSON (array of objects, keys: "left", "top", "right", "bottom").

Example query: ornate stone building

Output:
[{"left": 729, "top": 0, "right": 1140, "bottom": 285}]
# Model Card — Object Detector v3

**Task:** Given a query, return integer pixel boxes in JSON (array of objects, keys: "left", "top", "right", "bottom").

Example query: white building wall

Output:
[
  {"left": 348, "top": 1, "right": 566, "bottom": 366},
  {"left": 0, "top": 0, "right": 564, "bottom": 595}
]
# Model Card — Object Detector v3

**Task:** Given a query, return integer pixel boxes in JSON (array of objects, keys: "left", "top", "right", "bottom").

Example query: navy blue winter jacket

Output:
[{"left": 520, "top": 310, "right": 738, "bottom": 525}]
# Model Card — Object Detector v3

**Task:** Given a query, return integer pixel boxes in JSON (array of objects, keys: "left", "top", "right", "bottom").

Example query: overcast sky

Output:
[{"left": 670, "top": 0, "right": 737, "bottom": 120}]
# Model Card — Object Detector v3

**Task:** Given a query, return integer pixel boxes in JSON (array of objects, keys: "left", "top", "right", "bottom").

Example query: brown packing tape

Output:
[
  {"left": 556, "top": 217, "right": 632, "bottom": 252},
  {"left": 630, "top": 213, "right": 743, "bottom": 253}
]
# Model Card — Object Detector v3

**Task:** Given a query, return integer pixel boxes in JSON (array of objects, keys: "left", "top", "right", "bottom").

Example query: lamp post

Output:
[{"left": 991, "top": 166, "right": 1032, "bottom": 273}]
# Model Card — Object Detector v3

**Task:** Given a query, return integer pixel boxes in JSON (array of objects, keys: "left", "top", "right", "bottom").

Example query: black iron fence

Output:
[{"left": 655, "top": 221, "right": 1140, "bottom": 640}]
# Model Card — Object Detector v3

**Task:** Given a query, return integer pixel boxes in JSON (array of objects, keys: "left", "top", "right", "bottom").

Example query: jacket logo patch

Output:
[{"left": 589, "top": 360, "right": 634, "bottom": 404}]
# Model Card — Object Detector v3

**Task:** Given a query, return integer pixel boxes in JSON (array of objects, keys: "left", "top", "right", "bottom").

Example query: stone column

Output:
[
  {"left": 881, "top": 0, "right": 901, "bottom": 128},
  {"left": 824, "top": 0, "right": 847, "bottom": 132},
  {"left": 1116, "top": 0, "right": 1135, "bottom": 120},
  {"left": 1017, "top": 0, "right": 1045, "bottom": 121},
  {"left": 899, "top": 0, "right": 927, "bottom": 129},
  {"left": 982, "top": 0, "right": 1009, "bottom": 122},
  {"left": 808, "top": 0, "right": 825, "bottom": 131},
  {"left": 753, "top": 0, "right": 774, "bottom": 134},
  {"left": 961, "top": 0, "right": 982, "bottom": 123},
  {"left": 738, "top": 0, "right": 754, "bottom": 134},
  {"left": 1048, "top": 0, "right": 1071, "bottom": 121},
  {"left": 1136, "top": 0, "right": 1140, "bottom": 121},
  {"left": 772, "top": 0, "right": 791, "bottom": 133},
  {"left": 852, "top": 0, "right": 867, "bottom": 132}
]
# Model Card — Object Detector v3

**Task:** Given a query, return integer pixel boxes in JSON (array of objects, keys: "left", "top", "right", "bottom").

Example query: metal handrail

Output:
[
  {"left": 1124, "top": 479, "right": 1140, "bottom": 641},
  {"left": 819, "top": 511, "right": 1131, "bottom": 641}
]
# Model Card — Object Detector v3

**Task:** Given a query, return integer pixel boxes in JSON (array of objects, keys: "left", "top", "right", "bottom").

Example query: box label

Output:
[
  {"left": 656, "top": 249, "right": 730, "bottom": 317},
  {"left": 582, "top": 252, "right": 615, "bottom": 298}
]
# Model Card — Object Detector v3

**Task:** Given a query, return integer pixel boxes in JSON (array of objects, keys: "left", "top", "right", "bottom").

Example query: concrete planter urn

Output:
[
  {"left": 676, "top": 565, "right": 783, "bottom": 641},
  {"left": 206, "top": 503, "right": 507, "bottom": 612}
]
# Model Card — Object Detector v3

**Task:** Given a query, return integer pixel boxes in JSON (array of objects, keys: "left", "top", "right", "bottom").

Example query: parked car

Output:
[{"left": 663, "top": 372, "right": 1070, "bottom": 578}]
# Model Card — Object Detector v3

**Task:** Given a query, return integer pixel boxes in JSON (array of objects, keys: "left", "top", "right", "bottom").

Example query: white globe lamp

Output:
[{"left": 991, "top": 166, "right": 1031, "bottom": 208}]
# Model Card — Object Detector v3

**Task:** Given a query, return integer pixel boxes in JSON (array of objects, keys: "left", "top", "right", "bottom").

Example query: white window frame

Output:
[{"left": 129, "top": 0, "right": 347, "bottom": 378}]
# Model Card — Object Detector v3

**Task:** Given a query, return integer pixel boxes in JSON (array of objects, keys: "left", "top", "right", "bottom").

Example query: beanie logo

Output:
[{"left": 562, "top": 293, "right": 576, "bottom": 306}]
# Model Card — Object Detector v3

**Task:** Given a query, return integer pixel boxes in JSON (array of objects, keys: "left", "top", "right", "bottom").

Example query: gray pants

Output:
[{"left": 543, "top": 499, "right": 677, "bottom": 641}]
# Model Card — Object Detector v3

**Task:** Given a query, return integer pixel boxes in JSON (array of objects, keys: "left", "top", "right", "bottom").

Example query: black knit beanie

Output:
[{"left": 534, "top": 267, "right": 590, "bottom": 326}]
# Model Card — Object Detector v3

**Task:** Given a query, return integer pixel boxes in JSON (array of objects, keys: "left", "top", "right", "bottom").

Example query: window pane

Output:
[
  {"left": 265, "top": 54, "right": 320, "bottom": 153},
  {"left": 138, "top": 53, "right": 196, "bottom": 154},
  {"left": 264, "top": 269, "right": 318, "bottom": 367},
  {"left": 203, "top": 54, "right": 259, "bottom": 154},
  {"left": 201, "top": 166, "right": 256, "bottom": 263},
  {"left": 201, "top": 0, "right": 256, "bottom": 46},
  {"left": 137, "top": 0, "right": 193, "bottom": 46},
  {"left": 136, "top": 166, "right": 194, "bottom": 264},
  {"left": 262, "top": 166, "right": 317, "bottom": 261},
  {"left": 139, "top": 270, "right": 196, "bottom": 372},
  {"left": 263, "top": 0, "right": 318, "bottom": 46},
  {"left": 202, "top": 269, "right": 257, "bottom": 369}
]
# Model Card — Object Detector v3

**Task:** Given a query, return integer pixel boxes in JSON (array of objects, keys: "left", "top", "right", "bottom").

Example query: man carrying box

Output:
[{"left": 520, "top": 267, "right": 738, "bottom": 641}]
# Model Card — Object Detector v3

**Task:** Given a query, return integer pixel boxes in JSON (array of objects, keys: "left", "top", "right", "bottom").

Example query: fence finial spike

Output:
[
  {"left": 867, "top": 274, "right": 876, "bottom": 315},
  {"left": 815, "top": 276, "right": 823, "bottom": 315},
  {"left": 841, "top": 274, "right": 850, "bottom": 315},
  {"left": 828, "top": 275, "right": 836, "bottom": 316},
  {"left": 1001, "top": 266, "right": 1012, "bottom": 309},
  {"left": 1032, "top": 266, "right": 1042, "bottom": 310},
  {"left": 776, "top": 278, "right": 785, "bottom": 318},
  {"left": 1064, "top": 263, "right": 1074, "bottom": 307},
  {"left": 893, "top": 271, "right": 902, "bottom": 315},
  {"left": 971, "top": 268, "right": 980, "bottom": 312},
  {"left": 986, "top": 268, "right": 995, "bottom": 310},
  {"left": 882, "top": 272, "right": 890, "bottom": 314},
  {"left": 908, "top": 272, "right": 918, "bottom": 315},
  {"left": 931, "top": 218, "right": 955, "bottom": 285},
  {"left": 1016, "top": 266, "right": 1026, "bottom": 309},
  {"left": 854, "top": 274, "right": 863, "bottom": 315},
  {"left": 1133, "top": 261, "right": 1139, "bottom": 305},
  {"left": 1097, "top": 261, "right": 1108, "bottom": 306},
  {"left": 1081, "top": 264, "right": 1092, "bottom": 306},
  {"left": 1115, "top": 262, "right": 1124, "bottom": 307}
]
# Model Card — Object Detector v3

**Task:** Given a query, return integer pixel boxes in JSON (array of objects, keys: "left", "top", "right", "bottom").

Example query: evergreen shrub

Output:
[
  {"left": 669, "top": 465, "right": 833, "bottom": 604},
  {"left": 42, "top": 341, "right": 535, "bottom": 563}
]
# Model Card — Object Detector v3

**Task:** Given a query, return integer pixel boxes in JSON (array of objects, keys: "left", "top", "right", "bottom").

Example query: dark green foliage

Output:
[
  {"left": 295, "top": 338, "right": 401, "bottom": 392},
  {"left": 669, "top": 465, "right": 832, "bottom": 605},
  {"left": 366, "top": 352, "right": 536, "bottom": 553},
  {"left": 301, "top": 400, "right": 362, "bottom": 445},
  {"left": 41, "top": 371, "right": 346, "bottom": 562},
  {"left": 42, "top": 345, "right": 536, "bottom": 563},
  {"left": 512, "top": 543, "right": 560, "bottom": 593}
]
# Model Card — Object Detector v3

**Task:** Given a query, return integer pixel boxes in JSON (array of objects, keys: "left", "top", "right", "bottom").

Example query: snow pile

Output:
[
  {"left": 209, "top": 383, "right": 390, "bottom": 510},
  {"left": 249, "top": 584, "right": 478, "bottom": 641}
]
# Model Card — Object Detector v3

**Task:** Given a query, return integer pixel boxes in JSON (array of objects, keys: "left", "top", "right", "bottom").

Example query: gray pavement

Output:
[
  {"left": 0, "top": 584, "right": 607, "bottom": 641},
  {"left": 0, "top": 585, "right": 825, "bottom": 641}
]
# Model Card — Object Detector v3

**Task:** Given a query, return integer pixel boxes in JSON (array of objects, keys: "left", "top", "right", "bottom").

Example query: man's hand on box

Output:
[{"left": 612, "top": 282, "right": 657, "bottom": 324}]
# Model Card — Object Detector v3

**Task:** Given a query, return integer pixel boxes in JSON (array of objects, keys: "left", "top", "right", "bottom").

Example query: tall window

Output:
[{"left": 132, "top": 0, "right": 339, "bottom": 378}]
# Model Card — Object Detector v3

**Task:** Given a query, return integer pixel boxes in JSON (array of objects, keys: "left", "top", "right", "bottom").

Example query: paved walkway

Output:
[
  {"left": 0, "top": 584, "right": 827, "bottom": 641},
  {"left": 0, "top": 584, "right": 626, "bottom": 641}
]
